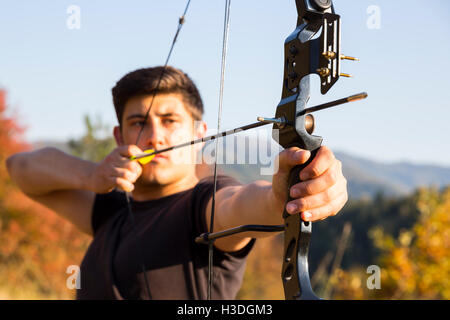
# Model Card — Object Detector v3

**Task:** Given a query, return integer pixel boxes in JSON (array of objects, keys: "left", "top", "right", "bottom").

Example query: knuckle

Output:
[
  {"left": 342, "top": 176, "right": 348, "bottom": 188},
  {"left": 297, "top": 198, "right": 308, "bottom": 210},
  {"left": 324, "top": 204, "right": 335, "bottom": 217},
  {"left": 326, "top": 168, "right": 338, "bottom": 185},
  {"left": 109, "top": 163, "right": 120, "bottom": 174},
  {"left": 134, "top": 163, "right": 143, "bottom": 175},
  {"left": 125, "top": 161, "right": 135, "bottom": 171},
  {"left": 304, "top": 182, "right": 314, "bottom": 195},
  {"left": 310, "top": 166, "right": 321, "bottom": 178},
  {"left": 343, "top": 191, "right": 349, "bottom": 203},
  {"left": 290, "top": 186, "right": 298, "bottom": 198},
  {"left": 320, "top": 145, "right": 330, "bottom": 153},
  {"left": 336, "top": 159, "right": 342, "bottom": 171},
  {"left": 322, "top": 189, "right": 333, "bottom": 203},
  {"left": 127, "top": 145, "right": 134, "bottom": 154},
  {"left": 320, "top": 145, "right": 333, "bottom": 159},
  {"left": 332, "top": 206, "right": 341, "bottom": 217},
  {"left": 125, "top": 170, "right": 134, "bottom": 181}
]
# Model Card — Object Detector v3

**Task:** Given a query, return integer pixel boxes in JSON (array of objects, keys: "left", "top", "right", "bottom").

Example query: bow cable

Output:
[
  {"left": 123, "top": 0, "right": 192, "bottom": 300},
  {"left": 207, "top": 0, "right": 232, "bottom": 300}
]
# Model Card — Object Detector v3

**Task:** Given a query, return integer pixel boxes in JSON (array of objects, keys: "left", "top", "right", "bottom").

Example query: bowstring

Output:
[
  {"left": 207, "top": 0, "right": 232, "bottom": 301},
  {"left": 124, "top": 0, "right": 192, "bottom": 300}
]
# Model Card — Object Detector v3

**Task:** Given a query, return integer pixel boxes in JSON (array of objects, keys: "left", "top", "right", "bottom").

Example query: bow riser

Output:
[{"left": 276, "top": 0, "right": 342, "bottom": 300}]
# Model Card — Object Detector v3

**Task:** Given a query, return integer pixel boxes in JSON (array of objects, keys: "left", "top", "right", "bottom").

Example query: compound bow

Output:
[{"left": 195, "top": 0, "right": 365, "bottom": 300}]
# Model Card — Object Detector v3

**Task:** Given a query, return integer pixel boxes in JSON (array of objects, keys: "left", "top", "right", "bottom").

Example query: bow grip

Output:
[{"left": 282, "top": 146, "right": 320, "bottom": 300}]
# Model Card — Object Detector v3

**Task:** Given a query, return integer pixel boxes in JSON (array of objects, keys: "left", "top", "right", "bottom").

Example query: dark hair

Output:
[{"left": 112, "top": 66, "right": 203, "bottom": 126}]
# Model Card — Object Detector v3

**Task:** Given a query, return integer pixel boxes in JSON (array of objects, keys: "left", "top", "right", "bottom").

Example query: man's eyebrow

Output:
[
  {"left": 125, "top": 112, "right": 181, "bottom": 121},
  {"left": 155, "top": 111, "right": 181, "bottom": 117},
  {"left": 125, "top": 113, "right": 146, "bottom": 121}
]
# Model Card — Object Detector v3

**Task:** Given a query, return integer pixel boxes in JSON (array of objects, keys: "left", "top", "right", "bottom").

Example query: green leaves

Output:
[{"left": 68, "top": 114, "right": 116, "bottom": 162}]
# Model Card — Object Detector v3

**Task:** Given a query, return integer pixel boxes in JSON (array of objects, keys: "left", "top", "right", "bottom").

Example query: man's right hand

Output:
[{"left": 88, "top": 145, "right": 143, "bottom": 194}]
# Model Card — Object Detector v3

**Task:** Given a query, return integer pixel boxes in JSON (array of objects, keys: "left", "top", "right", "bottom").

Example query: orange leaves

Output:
[
  {"left": 0, "top": 89, "right": 30, "bottom": 157},
  {"left": 333, "top": 187, "right": 450, "bottom": 300},
  {"left": 0, "top": 88, "right": 91, "bottom": 299}
]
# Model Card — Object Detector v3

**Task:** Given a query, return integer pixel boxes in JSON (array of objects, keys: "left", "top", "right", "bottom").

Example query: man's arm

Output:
[
  {"left": 6, "top": 147, "right": 97, "bottom": 235},
  {"left": 6, "top": 145, "right": 143, "bottom": 236},
  {"left": 206, "top": 146, "right": 348, "bottom": 252}
]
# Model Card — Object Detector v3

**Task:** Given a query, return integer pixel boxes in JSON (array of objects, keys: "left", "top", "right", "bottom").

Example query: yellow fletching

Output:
[{"left": 131, "top": 149, "right": 155, "bottom": 165}]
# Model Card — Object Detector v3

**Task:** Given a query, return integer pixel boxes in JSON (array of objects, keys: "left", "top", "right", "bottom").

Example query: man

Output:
[{"left": 6, "top": 66, "right": 348, "bottom": 299}]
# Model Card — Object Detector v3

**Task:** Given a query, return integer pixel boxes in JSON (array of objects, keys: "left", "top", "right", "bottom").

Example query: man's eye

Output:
[
  {"left": 163, "top": 119, "right": 176, "bottom": 124},
  {"left": 133, "top": 121, "right": 145, "bottom": 127}
]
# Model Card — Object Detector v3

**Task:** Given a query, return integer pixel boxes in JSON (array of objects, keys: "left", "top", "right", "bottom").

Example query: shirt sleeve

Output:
[{"left": 91, "top": 190, "right": 127, "bottom": 235}]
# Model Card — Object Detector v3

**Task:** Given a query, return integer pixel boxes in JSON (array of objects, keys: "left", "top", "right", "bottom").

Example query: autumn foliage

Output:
[
  {"left": 329, "top": 187, "right": 450, "bottom": 299},
  {"left": 0, "top": 89, "right": 90, "bottom": 299}
]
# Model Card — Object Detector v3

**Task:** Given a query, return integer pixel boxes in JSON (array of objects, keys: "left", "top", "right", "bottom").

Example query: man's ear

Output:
[
  {"left": 193, "top": 121, "right": 207, "bottom": 153},
  {"left": 113, "top": 126, "right": 124, "bottom": 146}
]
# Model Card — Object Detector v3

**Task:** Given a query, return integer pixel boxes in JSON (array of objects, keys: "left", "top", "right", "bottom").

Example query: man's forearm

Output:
[
  {"left": 6, "top": 147, "right": 96, "bottom": 196},
  {"left": 215, "top": 180, "right": 285, "bottom": 239}
]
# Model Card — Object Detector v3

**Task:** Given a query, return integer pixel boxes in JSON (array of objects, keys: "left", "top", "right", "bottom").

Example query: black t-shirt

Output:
[{"left": 76, "top": 175, "right": 255, "bottom": 300}]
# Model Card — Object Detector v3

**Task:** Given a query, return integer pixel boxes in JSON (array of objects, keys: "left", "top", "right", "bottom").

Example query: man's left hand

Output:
[{"left": 271, "top": 146, "right": 348, "bottom": 222}]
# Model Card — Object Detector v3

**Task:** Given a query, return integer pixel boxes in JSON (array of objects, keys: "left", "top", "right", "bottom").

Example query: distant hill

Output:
[
  {"left": 335, "top": 151, "right": 450, "bottom": 198},
  {"left": 32, "top": 139, "right": 450, "bottom": 199},
  {"left": 215, "top": 149, "right": 450, "bottom": 199}
]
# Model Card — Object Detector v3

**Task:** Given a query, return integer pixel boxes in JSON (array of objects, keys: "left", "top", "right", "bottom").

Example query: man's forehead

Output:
[{"left": 124, "top": 93, "right": 188, "bottom": 116}]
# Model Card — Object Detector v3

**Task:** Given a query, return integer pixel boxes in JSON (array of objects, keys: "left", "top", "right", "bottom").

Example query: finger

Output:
[
  {"left": 277, "top": 147, "right": 311, "bottom": 174},
  {"left": 301, "top": 192, "right": 348, "bottom": 222},
  {"left": 299, "top": 146, "right": 335, "bottom": 180},
  {"left": 286, "top": 178, "right": 346, "bottom": 214},
  {"left": 114, "top": 157, "right": 143, "bottom": 176},
  {"left": 117, "top": 145, "right": 143, "bottom": 158},
  {"left": 110, "top": 167, "right": 140, "bottom": 183},
  {"left": 290, "top": 159, "right": 343, "bottom": 197},
  {"left": 112, "top": 176, "right": 135, "bottom": 193}
]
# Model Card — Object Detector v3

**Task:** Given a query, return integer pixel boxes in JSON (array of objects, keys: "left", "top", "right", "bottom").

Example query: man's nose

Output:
[{"left": 142, "top": 120, "right": 161, "bottom": 147}]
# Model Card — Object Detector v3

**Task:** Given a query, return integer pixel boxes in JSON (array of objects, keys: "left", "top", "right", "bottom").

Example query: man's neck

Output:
[{"left": 131, "top": 173, "right": 199, "bottom": 202}]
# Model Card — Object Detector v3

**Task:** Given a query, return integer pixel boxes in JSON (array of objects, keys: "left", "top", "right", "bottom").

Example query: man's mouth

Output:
[{"left": 153, "top": 153, "right": 168, "bottom": 160}]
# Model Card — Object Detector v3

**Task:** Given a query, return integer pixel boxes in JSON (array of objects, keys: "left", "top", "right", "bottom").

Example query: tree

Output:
[
  {"left": 67, "top": 114, "right": 116, "bottom": 162},
  {"left": 330, "top": 187, "right": 450, "bottom": 299},
  {"left": 0, "top": 89, "right": 91, "bottom": 299}
]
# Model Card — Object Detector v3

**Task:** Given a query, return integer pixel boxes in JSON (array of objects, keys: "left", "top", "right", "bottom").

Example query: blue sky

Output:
[{"left": 1, "top": 1, "right": 449, "bottom": 166}]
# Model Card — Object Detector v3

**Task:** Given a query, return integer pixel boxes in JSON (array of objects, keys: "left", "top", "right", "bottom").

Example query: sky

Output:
[{"left": 0, "top": 0, "right": 449, "bottom": 166}]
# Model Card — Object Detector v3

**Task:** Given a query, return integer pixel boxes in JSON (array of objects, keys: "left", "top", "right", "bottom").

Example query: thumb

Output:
[{"left": 277, "top": 147, "right": 311, "bottom": 174}]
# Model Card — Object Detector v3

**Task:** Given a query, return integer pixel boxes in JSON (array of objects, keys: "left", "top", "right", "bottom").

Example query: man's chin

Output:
[{"left": 137, "top": 170, "right": 173, "bottom": 187}]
